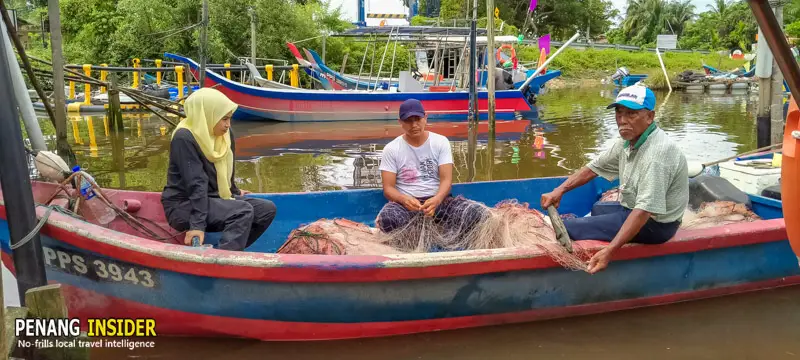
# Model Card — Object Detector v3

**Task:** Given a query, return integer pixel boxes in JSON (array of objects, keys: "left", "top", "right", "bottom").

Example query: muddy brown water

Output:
[
  {"left": 91, "top": 286, "right": 800, "bottom": 359},
  {"left": 33, "top": 86, "right": 800, "bottom": 358}
]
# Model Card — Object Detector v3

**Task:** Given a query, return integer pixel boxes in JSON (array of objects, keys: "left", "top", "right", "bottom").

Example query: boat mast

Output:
[
  {"left": 487, "top": 0, "right": 496, "bottom": 136},
  {"left": 387, "top": 32, "right": 399, "bottom": 88},
  {"left": 199, "top": 0, "right": 208, "bottom": 87},
  {"left": 467, "top": 0, "right": 478, "bottom": 182},
  {"left": 373, "top": 27, "right": 394, "bottom": 91},
  {"left": 356, "top": 36, "right": 372, "bottom": 90},
  {"left": 249, "top": 6, "right": 256, "bottom": 66}
]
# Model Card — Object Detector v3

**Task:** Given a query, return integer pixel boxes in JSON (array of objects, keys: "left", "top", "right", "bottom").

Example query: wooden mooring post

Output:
[
  {"left": 185, "top": 66, "right": 194, "bottom": 96},
  {"left": 108, "top": 72, "right": 124, "bottom": 132},
  {"left": 4, "top": 284, "right": 90, "bottom": 360}
]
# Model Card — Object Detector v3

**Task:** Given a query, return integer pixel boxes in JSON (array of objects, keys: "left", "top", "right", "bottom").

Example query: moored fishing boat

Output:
[
  {"left": 164, "top": 53, "right": 534, "bottom": 122},
  {"left": 294, "top": 45, "right": 562, "bottom": 96},
  {"left": 0, "top": 174, "right": 797, "bottom": 341}
]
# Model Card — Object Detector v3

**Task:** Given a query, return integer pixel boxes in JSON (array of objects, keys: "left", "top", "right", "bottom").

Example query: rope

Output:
[{"left": 11, "top": 206, "right": 55, "bottom": 250}]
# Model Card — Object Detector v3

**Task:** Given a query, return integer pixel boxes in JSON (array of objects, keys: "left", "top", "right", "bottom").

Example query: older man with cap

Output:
[
  {"left": 541, "top": 85, "right": 689, "bottom": 274},
  {"left": 376, "top": 99, "right": 485, "bottom": 240}
]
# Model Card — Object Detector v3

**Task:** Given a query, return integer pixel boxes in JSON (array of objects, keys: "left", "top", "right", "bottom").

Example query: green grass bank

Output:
[{"left": 516, "top": 47, "right": 748, "bottom": 81}]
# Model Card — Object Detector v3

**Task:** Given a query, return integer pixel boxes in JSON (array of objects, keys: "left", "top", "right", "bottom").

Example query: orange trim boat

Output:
[{"left": 782, "top": 97, "right": 800, "bottom": 255}]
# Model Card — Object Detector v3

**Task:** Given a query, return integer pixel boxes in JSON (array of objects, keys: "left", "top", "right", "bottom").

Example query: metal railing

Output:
[{"left": 545, "top": 40, "right": 712, "bottom": 54}]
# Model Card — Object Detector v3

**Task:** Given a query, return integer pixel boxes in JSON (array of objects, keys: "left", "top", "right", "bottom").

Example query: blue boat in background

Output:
[
  {"left": 613, "top": 74, "right": 648, "bottom": 86},
  {"left": 610, "top": 67, "right": 648, "bottom": 87}
]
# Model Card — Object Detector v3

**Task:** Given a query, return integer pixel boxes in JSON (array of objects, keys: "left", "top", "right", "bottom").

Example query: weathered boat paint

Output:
[
  {"left": 163, "top": 53, "right": 533, "bottom": 122},
  {"left": 0, "top": 177, "right": 797, "bottom": 341}
]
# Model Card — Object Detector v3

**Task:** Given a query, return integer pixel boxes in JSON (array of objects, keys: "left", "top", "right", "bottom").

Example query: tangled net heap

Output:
[
  {"left": 279, "top": 189, "right": 764, "bottom": 272},
  {"left": 598, "top": 188, "right": 761, "bottom": 229},
  {"left": 280, "top": 198, "right": 589, "bottom": 271},
  {"left": 680, "top": 201, "right": 761, "bottom": 229}
]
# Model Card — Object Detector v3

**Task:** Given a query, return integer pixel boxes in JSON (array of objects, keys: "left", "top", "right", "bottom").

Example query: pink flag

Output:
[
  {"left": 529, "top": 0, "right": 537, "bottom": 11},
  {"left": 538, "top": 34, "right": 550, "bottom": 55}
]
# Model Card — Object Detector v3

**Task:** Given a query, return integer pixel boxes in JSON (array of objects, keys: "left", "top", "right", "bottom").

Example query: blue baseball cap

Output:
[
  {"left": 399, "top": 99, "right": 426, "bottom": 121},
  {"left": 607, "top": 85, "right": 656, "bottom": 111}
]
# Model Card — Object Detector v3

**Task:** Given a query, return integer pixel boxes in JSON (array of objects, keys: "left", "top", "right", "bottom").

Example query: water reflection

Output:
[{"left": 48, "top": 86, "right": 758, "bottom": 194}]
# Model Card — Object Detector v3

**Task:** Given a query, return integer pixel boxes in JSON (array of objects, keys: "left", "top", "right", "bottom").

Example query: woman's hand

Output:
[
  {"left": 185, "top": 230, "right": 205, "bottom": 246},
  {"left": 239, "top": 189, "right": 251, "bottom": 196}
]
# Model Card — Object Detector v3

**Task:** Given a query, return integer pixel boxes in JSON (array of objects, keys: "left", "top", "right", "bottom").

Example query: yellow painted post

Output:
[
  {"left": 224, "top": 63, "right": 231, "bottom": 80},
  {"left": 290, "top": 64, "right": 299, "bottom": 87},
  {"left": 176, "top": 66, "right": 185, "bottom": 100},
  {"left": 71, "top": 117, "right": 82, "bottom": 145},
  {"left": 100, "top": 64, "right": 108, "bottom": 93},
  {"left": 69, "top": 80, "right": 75, "bottom": 99},
  {"left": 155, "top": 59, "right": 163, "bottom": 85},
  {"left": 265, "top": 65, "right": 273, "bottom": 81},
  {"left": 132, "top": 58, "right": 141, "bottom": 88},
  {"left": 103, "top": 115, "right": 109, "bottom": 137},
  {"left": 82, "top": 64, "right": 92, "bottom": 105},
  {"left": 87, "top": 117, "right": 98, "bottom": 157}
]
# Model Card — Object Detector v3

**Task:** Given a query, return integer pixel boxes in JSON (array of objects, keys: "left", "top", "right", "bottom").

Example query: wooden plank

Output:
[
  {"left": 24, "top": 284, "right": 68, "bottom": 319},
  {"left": 21, "top": 285, "right": 89, "bottom": 360},
  {"left": 4, "top": 307, "right": 28, "bottom": 358}
]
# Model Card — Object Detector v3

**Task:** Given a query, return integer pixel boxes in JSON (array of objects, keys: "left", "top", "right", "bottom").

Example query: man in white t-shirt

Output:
[{"left": 376, "top": 99, "right": 485, "bottom": 241}]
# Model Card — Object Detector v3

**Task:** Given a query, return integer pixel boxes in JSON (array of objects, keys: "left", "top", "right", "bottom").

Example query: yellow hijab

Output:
[{"left": 173, "top": 88, "right": 239, "bottom": 200}]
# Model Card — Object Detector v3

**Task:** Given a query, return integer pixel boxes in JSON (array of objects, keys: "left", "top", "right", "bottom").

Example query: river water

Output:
[
  {"left": 57, "top": 86, "right": 758, "bottom": 194},
  {"left": 34, "top": 86, "right": 800, "bottom": 358}
]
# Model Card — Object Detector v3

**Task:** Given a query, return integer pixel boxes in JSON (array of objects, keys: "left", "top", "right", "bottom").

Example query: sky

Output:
[{"left": 328, "top": 0, "right": 722, "bottom": 26}]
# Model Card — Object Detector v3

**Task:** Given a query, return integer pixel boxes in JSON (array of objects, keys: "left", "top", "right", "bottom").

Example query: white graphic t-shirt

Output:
[{"left": 379, "top": 132, "right": 454, "bottom": 198}]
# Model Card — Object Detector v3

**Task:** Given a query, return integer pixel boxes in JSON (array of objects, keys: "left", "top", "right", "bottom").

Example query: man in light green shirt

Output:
[{"left": 541, "top": 85, "right": 689, "bottom": 274}]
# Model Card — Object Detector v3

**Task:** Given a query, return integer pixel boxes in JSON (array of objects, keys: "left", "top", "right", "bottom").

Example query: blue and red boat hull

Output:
[
  {"left": 164, "top": 53, "right": 534, "bottom": 122},
  {"left": 1, "top": 177, "right": 798, "bottom": 341}
]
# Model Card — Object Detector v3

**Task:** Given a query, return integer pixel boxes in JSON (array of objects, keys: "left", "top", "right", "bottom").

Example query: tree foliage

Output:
[
  {"left": 5, "top": 0, "right": 776, "bottom": 73},
  {"left": 614, "top": 0, "right": 757, "bottom": 50}
]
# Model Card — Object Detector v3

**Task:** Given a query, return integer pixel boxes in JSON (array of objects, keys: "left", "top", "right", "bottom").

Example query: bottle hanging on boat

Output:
[{"left": 71, "top": 166, "right": 116, "bottom": 225}]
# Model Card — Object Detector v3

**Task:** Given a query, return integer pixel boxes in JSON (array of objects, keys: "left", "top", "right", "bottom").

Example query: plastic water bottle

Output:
[
  {"left": 72, "top": 166, "right": 116, "bottom": 225},
  {"left": 73, "top": 166, "right": 96, "bottom": 200}
]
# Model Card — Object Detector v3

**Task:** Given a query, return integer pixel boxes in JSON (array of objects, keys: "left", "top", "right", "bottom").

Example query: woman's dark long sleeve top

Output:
[{"left": 161, "top": 128, "right": 241, "bottom": 231}]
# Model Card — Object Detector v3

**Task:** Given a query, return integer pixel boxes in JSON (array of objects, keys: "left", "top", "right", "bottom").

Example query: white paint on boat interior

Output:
[{"left": 3, "top": 265, "right": 19, "bottom": 307}]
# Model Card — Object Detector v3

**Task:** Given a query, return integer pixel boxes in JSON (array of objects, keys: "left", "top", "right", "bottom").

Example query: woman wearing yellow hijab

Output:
[{"left": 161, "top": 88, "right": 277, "bottom": 250}]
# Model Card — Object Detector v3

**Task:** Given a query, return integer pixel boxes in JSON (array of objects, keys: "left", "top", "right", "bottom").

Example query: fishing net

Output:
[
  {"left": 280, "top": 197, "right": 590, "bottom": 271},
  {"left": 600, "top": 188, "right": 621, "bottom": 202},
  {"left": 680, "top": 201, "right": 761, "bottom": 229},
  {"left": 279, "top": 218, "right": 405, "bottom": 255},
  {"left": 279, "top": 187, "right": 764, "bottom": 273},
  {"left": 600, "top": 188, "right": 763, "bottom": 230}
]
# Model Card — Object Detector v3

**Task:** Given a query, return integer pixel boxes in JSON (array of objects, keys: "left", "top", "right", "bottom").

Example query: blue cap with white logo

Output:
[{"left": 607, "top": 85, "right": 656, "bottom": 111}]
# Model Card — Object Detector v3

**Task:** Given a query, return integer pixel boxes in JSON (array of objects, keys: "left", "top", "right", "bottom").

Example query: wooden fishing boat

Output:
[
  {"left": 163, "top": 53, "right": 534, "bottom": 122},
  {"left": 0, "top": 175, "right": 798, "bottom": 341},
  {"left": 296, "top": 46, "right": 561, "bottom": 96}
]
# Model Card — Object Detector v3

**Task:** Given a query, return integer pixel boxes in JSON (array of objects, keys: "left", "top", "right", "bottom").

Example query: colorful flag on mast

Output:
[
  {"left": 538, "top": 34, "right": 550, "bottom": 55},
  {"left": 529, "top": 0, "right": 537, "bottom": 12}
]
